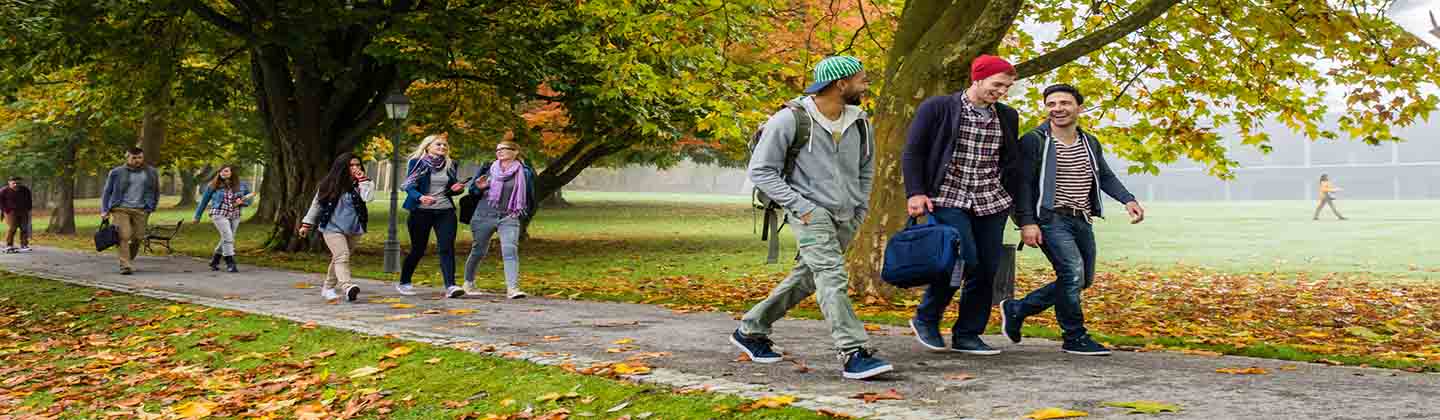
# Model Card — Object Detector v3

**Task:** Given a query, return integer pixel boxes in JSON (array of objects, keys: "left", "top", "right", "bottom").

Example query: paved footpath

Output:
[{"left": 3, "top": 247, "right": 1436, "bottom": 420}]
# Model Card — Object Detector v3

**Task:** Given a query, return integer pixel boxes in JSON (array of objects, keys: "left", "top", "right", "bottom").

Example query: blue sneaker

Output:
[
  {"left": 1000, "top": 299, "right": 1024, "bottom": 344},
  {"left": 950, "top": 335, "right": 1002, "bottom": 355},
  {"left": 840, "top": 348, "right": 893, "bottom": 380},
  {"left": 729, "top": 329, "right": 783, "bottom": 363},
  {"left": 909, "top": 318, "right": 946, "bottom": 351},
  {"left": 1061, "top": 336, "right": 1112, "bottom": 356}
]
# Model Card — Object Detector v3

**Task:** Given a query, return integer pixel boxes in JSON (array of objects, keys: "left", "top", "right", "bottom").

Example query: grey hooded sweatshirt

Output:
[{"left": 748, "top": 96, "right": 874, "bottom": 222}]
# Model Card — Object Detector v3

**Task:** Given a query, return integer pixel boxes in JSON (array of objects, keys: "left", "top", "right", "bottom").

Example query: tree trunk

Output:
[
  {"left": 175, "top": 165, "right": 212, "bottom": 208},
  {"left": 540, "top": 188, "right": 570, "bottom": 209},
  {"left": 46, "top": 133, "right": 80, "bottom": 234},
  {"left": 243, "top": 43, "right": 404, "bottom": 252},
  {"left": 139, "top": 109, "right": 167, "bottom": 167},
  {"left": 844, "top": 1, "right": 1022, "bottom": 299}
]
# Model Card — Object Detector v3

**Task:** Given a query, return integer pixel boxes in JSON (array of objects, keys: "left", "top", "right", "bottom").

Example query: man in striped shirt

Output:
[{"left": 1002, "top": 84, "right": 1145, "bottom": 356}]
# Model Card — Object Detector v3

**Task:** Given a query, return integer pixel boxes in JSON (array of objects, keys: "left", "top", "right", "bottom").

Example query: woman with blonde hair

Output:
[
  {"left": 192, "top": 165, "right": 254, "bottom": 272},
  {"left": 397, "top": 133, "right": 468, "bottom": 298},
  {"left": 463, "top": 139, "right": 537, "bottom": 298}
]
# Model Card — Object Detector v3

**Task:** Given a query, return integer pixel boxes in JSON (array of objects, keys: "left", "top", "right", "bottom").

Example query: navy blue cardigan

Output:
[{"left": 900, "top": 93, "right": 1023, "bottom": 212}]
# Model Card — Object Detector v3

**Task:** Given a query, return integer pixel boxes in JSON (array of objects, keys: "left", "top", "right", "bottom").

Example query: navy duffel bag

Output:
[{"left": 880, "top": 217, "right": 960, "bottom": 288}]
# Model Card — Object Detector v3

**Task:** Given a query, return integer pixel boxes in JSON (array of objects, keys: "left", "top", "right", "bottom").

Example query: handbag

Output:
[
  {"left": 880, "top": 216, "right": 961, "bottom": 288},
  {"left": 458, "top": 193, "right": 481, "bottom": 225},
  {"left": 94, "top": 219, "right": 120, "bottom": 252}
]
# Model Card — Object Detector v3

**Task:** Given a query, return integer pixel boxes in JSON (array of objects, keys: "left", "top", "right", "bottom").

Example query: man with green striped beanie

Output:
[{"left": 730, "top": 55, "right": 893, "bottom": 380}]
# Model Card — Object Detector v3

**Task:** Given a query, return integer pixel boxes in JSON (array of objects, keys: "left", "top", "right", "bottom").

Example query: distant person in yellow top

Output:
[{"left": 1314, "top": 174, "right": 1347, "bottom": 221}]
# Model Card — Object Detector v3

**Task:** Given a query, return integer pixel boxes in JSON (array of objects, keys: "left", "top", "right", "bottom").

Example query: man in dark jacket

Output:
[
  {"left": 1000, "top": 84, "right": 1145, "bottom": 356},
  {"left": 0, "top": 176, "right": 34, "bottom": 253},
  {"left": 100, "top": 147, "right": 161, "bottom": 275},
  {"left": 902, "top": 55, "right": 1025, "bottom": 355}
]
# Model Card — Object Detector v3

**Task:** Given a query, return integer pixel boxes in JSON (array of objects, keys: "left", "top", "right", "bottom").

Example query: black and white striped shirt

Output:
[{"left": 1053, "top": 136, "right": 1093, "bottom": 212}]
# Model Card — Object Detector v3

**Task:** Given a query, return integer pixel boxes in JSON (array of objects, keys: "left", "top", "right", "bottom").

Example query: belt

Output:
[{"left": 1053, "top": 206, "right": 1089, "bottom": 218}]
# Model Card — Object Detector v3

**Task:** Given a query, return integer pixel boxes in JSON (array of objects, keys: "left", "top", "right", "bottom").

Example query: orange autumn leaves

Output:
[{"left": 539, "top": 263, "right": 1440, "bottom": 368}]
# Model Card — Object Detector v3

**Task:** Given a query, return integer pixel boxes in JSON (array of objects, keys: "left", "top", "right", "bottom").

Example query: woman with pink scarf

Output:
[{"left": 463, "top": 140, "right": 537, "bottom": 299}]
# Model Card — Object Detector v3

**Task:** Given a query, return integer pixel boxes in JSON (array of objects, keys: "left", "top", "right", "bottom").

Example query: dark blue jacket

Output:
[
  {"left": 401, "top": 158, "right": 462, "bottom": 211},
  {"left": 1012, "top": 121, "right": 1135, "bottom": 227},
  {"left": 468, "top": 160, "right": 538, "bottom": 219},
  {"left": 100, "top": 165, "right": 160, "bottom": 213},
  {"left": 193, "top": 182, "right": 253, "bottom": 220},
  {"left": 901, "top": 93, "right": 1023, "bottom": 207}
]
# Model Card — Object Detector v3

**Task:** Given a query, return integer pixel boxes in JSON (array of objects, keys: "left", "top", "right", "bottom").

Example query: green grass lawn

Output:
[{"left": 0, "top": 272, "right": 834, "bottom": 419}]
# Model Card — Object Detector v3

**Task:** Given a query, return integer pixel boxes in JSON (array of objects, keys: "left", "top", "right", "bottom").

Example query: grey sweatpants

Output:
[{"left": 739, "top": 207, "right": 869, "bottom": 351}]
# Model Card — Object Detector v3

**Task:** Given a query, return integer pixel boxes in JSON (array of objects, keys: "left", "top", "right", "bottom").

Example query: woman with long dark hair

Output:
[
  {"left": 463, "top": 139, "right": 537, "bottom": 299},
  {"left": 398, "top": 133, "right": 468, "bottom": 298},
  {"left": 193, "top": 165, "right": 254, "bottom": 272},
  {"left": 299, "top": 153, "right": 374, "bottom": 302}
]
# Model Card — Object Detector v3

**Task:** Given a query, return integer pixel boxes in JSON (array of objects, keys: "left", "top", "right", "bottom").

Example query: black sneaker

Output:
[
  {"left": 909, "top": 318, "right": 946, "bottom": 351},
  {"left": 119, "top": 267, "right": 134, "bottom": 275},
  {"left": 1061, "top": 336, "right": 1112, "bottom": 356},
  {"left": 839, "top": 348, "right": 894, "bottom": 380},
  {"left": 950, "top": 335, "right": 1001, "bottom": 355},
  {"left": 345, "top": 284, "right": 361, "bottom": 302},
  {"left": 1000, "top": 299, "right": 1024, "bottom": 343},
  {"left": 729, "top": 329, "right": 782, "bottom": 363}
]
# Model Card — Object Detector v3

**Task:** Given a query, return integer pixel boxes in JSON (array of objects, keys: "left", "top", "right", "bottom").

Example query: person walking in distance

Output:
[
  {"left": 299, "top": 153, "right": 375, "bottom": 302},
  {"left": 463, "top": 139, "right": 537, "bottom": 299},
  {"left": 1314, "top": 174, "right": 1346, "bottom": 220},
  {"left": 193, "top": 165, "right": 255, "bottom": 272},
  {"left": 100, "top": 147, "right": 160, "bottom": 275},
  {"left": 729, "top": 56, "right": 893, "bottom": 380},
  {"left": 397, "top": 133, "right": 468, "bottom": 298},
  {"left": 1001, "top": 84, "right": 1146, "bottom": 356},
  {"left": 902, "top": 55, "right": 1025, "bottom": 355},
  {"left": 0, "top": 177, "right": 34, "bottom": 253}
]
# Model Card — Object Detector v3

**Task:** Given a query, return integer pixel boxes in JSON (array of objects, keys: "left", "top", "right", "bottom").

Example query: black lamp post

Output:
[{"left": 382, "top": 90, "right": 411, "bottom": 273}]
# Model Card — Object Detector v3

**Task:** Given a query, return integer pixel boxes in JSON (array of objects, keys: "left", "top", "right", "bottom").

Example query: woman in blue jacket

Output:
[
  {"left": 192, "top": 165, "right": 254, "bottom": 272},
  {"left": 463, "top": 139, "right": 537, "bottom": 299},
  {"left": 398, "top": 133, "right": 467, "bottom": 298}
]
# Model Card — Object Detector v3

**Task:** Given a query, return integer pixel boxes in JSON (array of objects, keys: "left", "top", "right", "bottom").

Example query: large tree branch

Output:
[
  {"left": 1012, "top": 0, "right": 1182, "bottom": 79},
  {"left": 187, "top": 1, "right": 256, "bottom": 41},
  {"left": 939, "top": 0, "right": 1024, "bottom": 86}
]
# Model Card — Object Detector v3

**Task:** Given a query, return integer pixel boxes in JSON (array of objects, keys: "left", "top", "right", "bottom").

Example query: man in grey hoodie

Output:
[
  {"left": 100, "top": 147, "right": 160, "bottom": 275},
  {"left": 728, "top": 56, "right": 892, "bottom": 380}
]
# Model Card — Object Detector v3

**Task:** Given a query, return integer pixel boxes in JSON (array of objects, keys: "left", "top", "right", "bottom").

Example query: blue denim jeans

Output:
[
  {"left": 912, "top": 208, "right": 1009, "bottom": 337},
  {"left": 400, "top": 208, "right": 459, "bottom": 287},
  {"left": 1014, "top": 213, "right": 1096, "bottom": 340}
]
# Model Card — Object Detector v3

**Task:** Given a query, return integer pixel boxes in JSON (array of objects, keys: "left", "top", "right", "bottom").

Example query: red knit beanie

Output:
[{"left": 970, "top": 55, "right": 1015, "bottom": 83}]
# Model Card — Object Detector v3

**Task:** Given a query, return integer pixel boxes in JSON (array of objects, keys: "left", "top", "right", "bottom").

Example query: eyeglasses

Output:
[{"left": 496, "top": 147, "right": 516, "bottom": 152}]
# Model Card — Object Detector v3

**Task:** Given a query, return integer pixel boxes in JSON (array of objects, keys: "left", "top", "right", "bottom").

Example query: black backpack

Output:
[{"left": 749, "top": 100, "right": 811, "bottom": 264}]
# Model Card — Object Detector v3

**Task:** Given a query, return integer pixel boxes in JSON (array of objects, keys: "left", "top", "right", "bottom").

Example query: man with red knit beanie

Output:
[{"left": 900, "top": 54, "right": 1024, "bottom": 355}]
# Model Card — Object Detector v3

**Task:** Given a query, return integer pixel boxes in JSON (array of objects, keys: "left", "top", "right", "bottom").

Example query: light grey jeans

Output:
[
  {"left": 739, "top": 207, "right": 869, "bottom": 351},
  {"left": 464, "top": 207, "right": 522, "bottom": 291},
  {"left": 211, "top": 216, "right": 240, "bottom": 256}
]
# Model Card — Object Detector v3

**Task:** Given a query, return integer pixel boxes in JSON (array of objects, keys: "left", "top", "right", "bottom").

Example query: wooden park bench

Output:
[{"left": 143, "top": 220, "right": 184, "bottom": 255}]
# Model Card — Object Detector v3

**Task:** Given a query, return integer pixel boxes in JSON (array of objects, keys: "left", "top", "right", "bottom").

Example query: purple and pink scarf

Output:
[{"left": 486, "top": 160, "right": 528, "bottom": 216}]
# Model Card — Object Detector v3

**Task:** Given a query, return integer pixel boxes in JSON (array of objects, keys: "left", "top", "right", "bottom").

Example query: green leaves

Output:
[{"left": 1102, "top": 401, "right": 1182, "bottom": 414}]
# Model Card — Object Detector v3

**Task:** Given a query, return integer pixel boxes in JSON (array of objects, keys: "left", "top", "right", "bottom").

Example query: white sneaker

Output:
[
  {"left": 17, "top": 247, "right": 31, "bottom": 253},
  {"left": 446, "top": 286, "right": 467, "bottom": 299},
  {"left": 1, "top": 247, "right": 14, "bottom": 254},
  {"left": 395, "top": 283, "right": 417, "bottom": 296},
  {"left": 321, "top": 288, "right": 339, "bottom": 301},
  {"left": 463, "top": 281, "right": 477, "bottom": 292},
  {"left": 344, "top": 284, "right": 361, "bottom": 302},
  {"left": 507, "top": 289, "right": 528, "bottom": 299}
]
